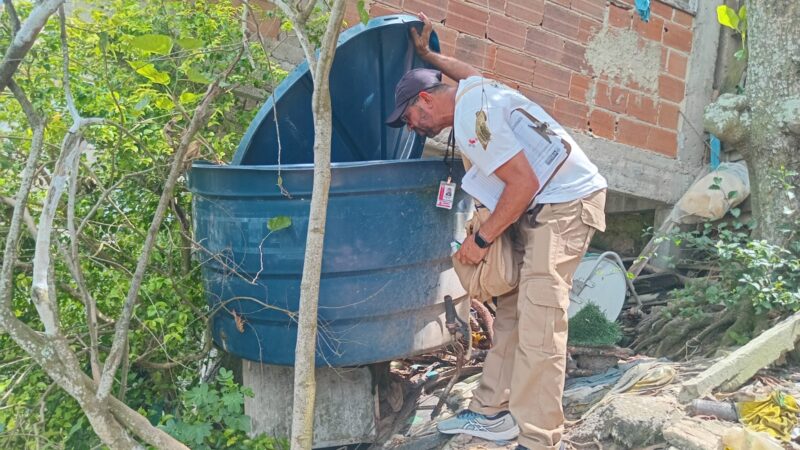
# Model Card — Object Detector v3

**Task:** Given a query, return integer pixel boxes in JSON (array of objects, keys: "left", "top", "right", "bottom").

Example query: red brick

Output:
[
  {"left": 617, "top": 117, "right": 652, "bottom": 148},
  {"left": 455, "top": 34, "right": 490, "bottom": 68},
  {"left": 369, "top": 4, "right": 401, "bottom": 18},
  {"left": 533, "top": 60, "right": 571, "bottom": 96},
  {"left": 519, "top": 85, "right": 556, "bottom": 112},
  {"left": 634, "top": 14, "right": 663, "bottom": 41},
  {"left": 376, "top": 0, "right": 403, "bottom": 7},
  {"left": 651, "top": 1, "right": 673, "bottom": 20},
  {"left": 589, "top": 108, "right": 617, "bottom": 140},
  {"left": 493, "top": 47, "right": 535, "bottom": 83},
  {"left": 506, "top": 0, "right": 545, "bottom": 25},
  {"left": 434, "top": 24, "right": 459, "bottom": 57},
  {"left": 466, "top": 0, "right": 505, "bottom": 12},
  {"left": 447, "top": 1, "right": 489, "bottom": 38},
  {"left": 484, "top": 44, "right": 498, "bottom": 72},
  {"left": 663, "top": 23, "right": 692, "bottom": 53},
  {"left": 550, "top": 0, "right": 570, "bottom": 7},
  {"left": 572, "top": 0, "right": 605, "bottom": 21},
  {"left": 672, "top": 9, "right": 694, "bottom": 27},
  {"left": 487, "top": 13, "right": 527, "bottom": 49},
  {"left": 666, "top": 50, "right": 688, "bottom": 78},
  {"left": 577, "top": 17, "right": 602, "bottom": 44},
  {"left": 525, "top": 27, "right": 564, "bottom": 61},
  {"left": 646, "top": 127, "right": 678, "bottom": 157},
  {"left": 343, "top": 3, "right": 362, "bottom": 29},
  {"left": 609, "top": 4, "right": 632, "bottom": 29},
  {"left": 487, "top": 73, "right": 522, "bottom": 90},
  {"left": 658, "top": 101, "right": 680, "bottom": 129},
  {"left": 627, "top": 93, "right": 659, "bottom": 124},
  {"left": 569, "top": 73, "right": 591, "bottom": 102},
  {"left": 404, "top": 0, "right": 447, "bottom": 21},
  {"left": 561, "top": 40, "right": 587, "bottom": 71},
  {"left": 554, "top": 97, "right": 589, "bottom": 130},
  {"left": 542, "top": 3, "right": 581, "bottom": 41},
  {"left": 594, "top": 81, "right": 629, "bottom": 114},
  {"left": 658, "top": 74, "right": 685, "bottom": 103}
]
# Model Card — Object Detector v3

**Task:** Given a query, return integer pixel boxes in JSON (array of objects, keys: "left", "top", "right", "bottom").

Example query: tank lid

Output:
[{"left": 233, "top": 14, "right": 439, "bottom": 165}]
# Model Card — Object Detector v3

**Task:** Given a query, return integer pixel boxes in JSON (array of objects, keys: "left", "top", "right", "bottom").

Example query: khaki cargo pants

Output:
[{"left": 469, "top": 189, "right": 606, "bottom": 450}]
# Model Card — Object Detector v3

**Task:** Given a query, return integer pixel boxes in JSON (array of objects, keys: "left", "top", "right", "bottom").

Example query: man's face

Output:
[{"left": 401, "top": 95, "right": 442, "bottom": 138}]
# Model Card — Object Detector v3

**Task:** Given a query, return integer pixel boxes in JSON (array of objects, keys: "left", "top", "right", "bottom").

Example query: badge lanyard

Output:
[{"left": 436, "top": 130, "right": 457, "bottom": 210}]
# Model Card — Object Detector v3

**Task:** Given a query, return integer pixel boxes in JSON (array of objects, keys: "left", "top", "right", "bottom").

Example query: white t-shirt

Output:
[{"left": 453, "top": 76, "right": 607, "bottom": 204}]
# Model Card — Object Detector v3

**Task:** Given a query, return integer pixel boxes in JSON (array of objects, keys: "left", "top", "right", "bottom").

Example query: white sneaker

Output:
[{"left": 437, "top": 410, "right": 519, "bottom": 441}]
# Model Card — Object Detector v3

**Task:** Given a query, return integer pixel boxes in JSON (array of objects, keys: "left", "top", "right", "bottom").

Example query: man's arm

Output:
[
  {"left": 411, "top": 12, "right": 481, "bottom": 82},
  {"left": 454, "top": 151, "right": 539, "bottom": 265}
]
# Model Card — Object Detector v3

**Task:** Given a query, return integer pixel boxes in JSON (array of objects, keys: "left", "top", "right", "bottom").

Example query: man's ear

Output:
[{"left": 418, "top": 91, "right": 434, "bottom": 105}]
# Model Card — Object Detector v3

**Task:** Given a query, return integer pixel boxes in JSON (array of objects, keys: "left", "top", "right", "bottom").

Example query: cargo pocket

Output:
[{"left": 580, "top": 189, "right": 607, "bottom": 232}]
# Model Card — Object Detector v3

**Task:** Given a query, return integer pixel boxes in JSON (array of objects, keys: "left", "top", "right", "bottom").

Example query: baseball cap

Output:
[{"left": 385, "top": 68, "right": 442, "bottom": 128}]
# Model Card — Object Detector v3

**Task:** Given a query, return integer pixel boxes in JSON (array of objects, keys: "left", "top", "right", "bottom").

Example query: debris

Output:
[
  {"left": 678, "top": 312, "right": 800, "bottom": 403},
  {"left": 722, "top": 427, "right": 784, "bottom": 450},
  {"left": 569, "top": 395, "right": 682, "bottom": 448},
  {"left": 662, "top": 417, "right": 740, "bottom": 450},
  {"left": 568, "top": 345, "right": 633, "bottom": 376},
  {"left": 737, "top": 391, "right": 799, "bottom": 442},
  {"left": 687, "top": 399, "right": 738, "bottom": 422}
]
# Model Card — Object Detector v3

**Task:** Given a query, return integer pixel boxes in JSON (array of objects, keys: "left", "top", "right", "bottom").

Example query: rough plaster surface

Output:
[
  {"left": 569, "top": 395, "right": 682, "bottom": 448},
  {"left": 586, "top": 28, "right": 661, "bottom": 94}
]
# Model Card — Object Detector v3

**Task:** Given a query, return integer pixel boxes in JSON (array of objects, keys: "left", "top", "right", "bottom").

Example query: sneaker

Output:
[{"left": 437, "top": 410, "right": 519, "bottom": 441}]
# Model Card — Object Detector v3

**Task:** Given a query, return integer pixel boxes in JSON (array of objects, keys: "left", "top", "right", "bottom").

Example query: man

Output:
[{"left": 385, "top": 14, "right": 608, "bottom": 450}]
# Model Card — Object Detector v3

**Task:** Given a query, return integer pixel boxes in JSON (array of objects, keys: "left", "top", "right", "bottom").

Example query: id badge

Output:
[{"left": 436, "top": 179, "right": 457, "bottom": 210}]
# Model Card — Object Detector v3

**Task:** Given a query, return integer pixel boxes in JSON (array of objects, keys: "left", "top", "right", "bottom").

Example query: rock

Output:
[
  {"left": 569, "top": 395, "right": 681, "bottom": 448},
  {"left": 441, "top": 434, "right": 515, "bottom": 450},
  {"left": 662, "top": 418, "right": 740, "bottom": 450}
]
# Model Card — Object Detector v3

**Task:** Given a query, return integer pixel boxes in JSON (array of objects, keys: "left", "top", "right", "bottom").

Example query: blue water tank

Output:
[{"left": 188, "top": 15, "right": 471, "bottom": 366}]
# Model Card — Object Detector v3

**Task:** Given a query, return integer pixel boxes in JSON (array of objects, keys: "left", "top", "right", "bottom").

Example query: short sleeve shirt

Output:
[{"left": 453, "top": 76, "right": 607, "bottom": 204}]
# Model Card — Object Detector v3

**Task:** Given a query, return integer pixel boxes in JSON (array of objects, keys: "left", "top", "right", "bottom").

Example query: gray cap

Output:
[{"left": 385, "top": 68, "right": 442, "bottom": 128}]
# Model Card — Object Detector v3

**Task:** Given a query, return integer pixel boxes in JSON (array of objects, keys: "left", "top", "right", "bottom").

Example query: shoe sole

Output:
[{"left": 438, "top": 425, "right": 519, "bottom": 441}]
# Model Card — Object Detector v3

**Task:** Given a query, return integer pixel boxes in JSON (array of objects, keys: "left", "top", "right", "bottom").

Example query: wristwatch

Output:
[{"left": 474, "top": 230, "right": 491, "bottom": 249}]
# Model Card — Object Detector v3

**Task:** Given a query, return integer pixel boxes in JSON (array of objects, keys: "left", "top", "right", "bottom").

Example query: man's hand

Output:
[
  {"left": 455, "top": 234, "right": 490, "bottom": 265},
  {"left": 409, "top": 12, "right": 433, "bottom": 59}
]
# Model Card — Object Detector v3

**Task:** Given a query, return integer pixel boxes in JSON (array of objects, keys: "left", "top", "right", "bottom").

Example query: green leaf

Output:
[
  {"left": 738, "top": 5, "right": 747, "bottom": 22},
  {"left": 179, "top": 91, "right": 201, "bottom": 104},
  {"left": 130, "top": 34, "right": 173, "bottom": 55},
  {"left": 708, "top": 184, "right": 721, "bottom": 190},
  {"left": 734, "top": 49, "right": 746, "bottom": 60},
  {"left": 727, "top": 190, "right": 738, "bottom": 200},
  {"left": 784, "top": 206, "right": 794, "bottom": 215},
  {"left": 356, "top": 0, "right": 369, "bottom": 25},
  {"left": 730, "top": 208, "right": 741, "bottom": 218},
  {"left": 128, "top": 61, "right": 171, "bottom": 85},
  {"left": 154, "top": 95, "right": 174, "bottom": 110},
  {"left": 267, "top": 216, "right": 292, "bottom": 232},
  {"left": 716, "top": 5, "right": 739, "bottom": 30},
  {"left": 280, "top": 20, "right": 293, "bottom": 32},
  {"left": 176, "top": 37, "right": 203, "bottom": 50},
  {"left": 184, "top": 66, "right": 212, "bottom": 84}
]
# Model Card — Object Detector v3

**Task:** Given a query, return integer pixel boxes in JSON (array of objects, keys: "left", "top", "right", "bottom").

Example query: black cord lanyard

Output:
[{"left": 443, "top": 128, "right": 455, "bottom": 183}]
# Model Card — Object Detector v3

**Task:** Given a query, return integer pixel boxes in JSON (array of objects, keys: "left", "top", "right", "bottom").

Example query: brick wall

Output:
[{"left": 347, "top": 0, "right": 694, "bottom": 158}]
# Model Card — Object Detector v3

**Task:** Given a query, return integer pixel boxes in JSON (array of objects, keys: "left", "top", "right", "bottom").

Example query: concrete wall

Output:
[{"left": 247, "top": 0, "right": 721, "bottom": 206}]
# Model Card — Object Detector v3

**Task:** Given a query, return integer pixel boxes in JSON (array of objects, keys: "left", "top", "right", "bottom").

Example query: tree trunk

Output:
[
  {"left": 706, "top": 1, "right": 800, "bottom": 245},
  {"left": 742, "top": 1, "right": 800, "bottom": 244},
  {"left": 281, "top": 2, "right": 347, "bottom": 449}
]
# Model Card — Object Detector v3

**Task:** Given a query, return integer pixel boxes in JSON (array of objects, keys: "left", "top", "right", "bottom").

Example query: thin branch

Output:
[
  {"left": 273, "top": 0, "right": 317, "bottom": 75},
  {"left": 3, "top": 0, "right": 20, "bottom": 38},
  {"left": 96, "top": 46, "right": 246, "bottom": 402},
  {"left": 0, "top": 0, "right": 63, "bottom": 93},
  {"left": 1, "top": 80, "right": 44, "bottom": 313}
]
